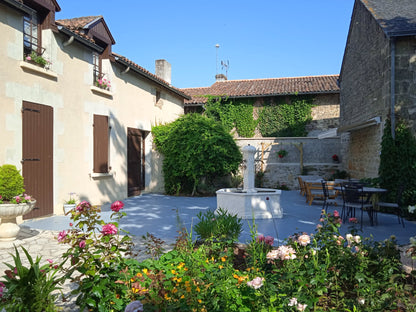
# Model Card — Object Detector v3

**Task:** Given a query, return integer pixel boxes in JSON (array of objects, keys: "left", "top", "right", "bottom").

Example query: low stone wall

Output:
[{"left": 235, "top": 137, "right": 342, "bottom": 190}]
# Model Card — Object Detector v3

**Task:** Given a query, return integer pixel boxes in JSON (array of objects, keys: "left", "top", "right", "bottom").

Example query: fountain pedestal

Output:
[{"left": 216, "top": 145, "right": 282, "bottom": 219}]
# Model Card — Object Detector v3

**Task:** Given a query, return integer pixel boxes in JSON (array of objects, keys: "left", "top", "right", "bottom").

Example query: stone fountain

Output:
[{"left": 216, "top": 145, "right": 282, "bottom": 219}]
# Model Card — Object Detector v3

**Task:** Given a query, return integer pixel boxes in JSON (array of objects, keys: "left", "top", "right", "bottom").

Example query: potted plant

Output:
[
  {"left": 63, "top": 192, "right": 77, "bottom": 215},
  {"left": 332, "top": 154, "right": 339, "bottom": 163},
  {"left": 277, "top": 149, "right": 288, "bottom": 159},
  {"left": 95, "top": 77, "right": 111, "bottom": 91},
  {"left": 0, "top": 164, "right": 35, "bottom": 241},
  {"left": 25, "top": 51, "right": 51, "bottom": 69}
]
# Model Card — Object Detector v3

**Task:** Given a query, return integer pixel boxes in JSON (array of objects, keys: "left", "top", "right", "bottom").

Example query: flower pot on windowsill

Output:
[{"left": 0, "top": 200, "right": 36, "bottom": 241}]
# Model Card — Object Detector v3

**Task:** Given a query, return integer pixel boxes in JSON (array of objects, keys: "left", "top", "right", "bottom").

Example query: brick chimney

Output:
[
  {"left": 215, "top": 74, "right": 227, "bottom": 82},
  {"left": 155, "top": 59, "right": 171, "bottom": 85}
]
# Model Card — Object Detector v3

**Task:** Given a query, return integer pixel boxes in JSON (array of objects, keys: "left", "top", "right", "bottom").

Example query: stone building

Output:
[
  {"left": 338, "top": 0, "right": 416, "bottom": 178},
  {"left": 182, "top": 75, "right": 340, "bottom": 138},
  {"left": 0, "top": 0, "right": 189, "bottom": 218}
]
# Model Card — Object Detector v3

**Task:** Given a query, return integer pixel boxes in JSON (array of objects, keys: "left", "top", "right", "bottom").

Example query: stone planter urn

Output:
[
  {"left": 0, "top": 201, "right": 36, "bottom": 241},
  {"left": 63, "top": 203, "right": 76, "bottom": 215}
]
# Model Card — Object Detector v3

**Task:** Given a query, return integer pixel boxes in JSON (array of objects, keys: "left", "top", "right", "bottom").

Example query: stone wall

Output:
[
  {"left": 235, "top": 137, "right": 341, "bottom": 189},
  {"left": 339, "top": 0, "right": 391, "bottom": 177}
]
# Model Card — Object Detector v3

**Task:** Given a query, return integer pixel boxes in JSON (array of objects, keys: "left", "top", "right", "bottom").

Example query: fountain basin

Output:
[{"left": 216, "top": 188, "right": 282, "bottom": 219}]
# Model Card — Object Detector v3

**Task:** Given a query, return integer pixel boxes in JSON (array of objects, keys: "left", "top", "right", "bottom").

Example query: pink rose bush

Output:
[
  {"left": 111, "top": 200, "right": 124, "bottom": 212},
  {"left": 102, "top": 223, "right": 118, "bottom": 236},
  {"left": 246, "top": 276, "right": 265, "bottom": 289}
]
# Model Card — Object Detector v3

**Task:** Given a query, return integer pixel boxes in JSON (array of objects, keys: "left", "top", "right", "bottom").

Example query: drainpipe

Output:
[{"left": 390, "top": 37, "right": 396, "bottom": 139}]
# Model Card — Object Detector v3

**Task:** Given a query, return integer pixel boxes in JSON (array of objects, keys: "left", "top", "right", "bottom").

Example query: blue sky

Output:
[{"left": 57, "top": 0, "right": 355, "bottom": 89}]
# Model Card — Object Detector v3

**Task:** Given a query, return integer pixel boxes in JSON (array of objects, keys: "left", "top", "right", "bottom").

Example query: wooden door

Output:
[
  {"left": 22, "top": 101, "right": 53, "bottom": 219},
  {"left": 127, "top": 128, "right": 144, "bottom": 197}
]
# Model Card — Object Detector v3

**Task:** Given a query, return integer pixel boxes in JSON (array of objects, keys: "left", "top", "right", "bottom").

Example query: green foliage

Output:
[
  {"left": 204, "top": 96, "right": 258, "bottom": 137},
  {"left": 152, "top": 114, "right": 242, "bottom": 195},
  {"left": 58, "top": 200, "right": 133, "bottom": 311},
  {"left": 0, "top": 246, "right": 62, "bottom": 312},
  {"left": 193, "top": 208, "right": 243, "bottom": 244},
  {"left": 0, "top": 164, "right": 25, "bottom": 201},
  {"left": 258, "top": 96, "right": 313, "bottom": 137},
  {"left": 379, "top": 119, "right": 416, "bottom": 204}
]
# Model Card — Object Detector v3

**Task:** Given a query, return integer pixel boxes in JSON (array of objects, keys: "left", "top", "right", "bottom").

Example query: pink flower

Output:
[
  {"left": 57, "top": 230, "right": 67, "bottom": 242},
  {"left": 102, "top": 223, "right": 118, "bottom": 236},
  {"left": 79, "top": 240, "right": 86, "bottom": 248},
  {"left": 111, "top": 200, "right": 124, "bottom": 212},
  {"left": 47, "top": 259, "right": 53, "bottom": 264},
  {"left": 298, "top": 234, "right": 311, "bottom": 246},
  {"left": 297, "top": 303, "right": 308, "bottom": 311},
  {"left": 267, "top": 245, "right": 296, "bottom": 260},
  {"left": 76, "top": 201, "right": 91, "bottom": 212},
  {"left": 24, "top": 195, "right": 31, "bottom": 201},
  {"left": 246, "top": 276, "right": 265, "bottom": 289},
  {"left": 349, "top": 217, "right": 358, "bottom": 223},
  {"left": 69, "top": 223, "right": 73, "bottom": 227},
  {"left": 265, "top": 236, "right": 274, "bottom": 246},
  {"left": 333, "top": 210, "right": 340, "bottom": 218},
  {"left": 15, "top": 196, "right": 20, "bottom": 203},
  {"left": 26, "top": 56, "right": 32, "bottom": 61},
  {"left": 256, "top": 234, "right": 265, "bottom": 243}
]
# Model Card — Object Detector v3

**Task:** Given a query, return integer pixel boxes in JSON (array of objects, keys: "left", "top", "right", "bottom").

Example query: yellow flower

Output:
[
  {"left": 164, "top": 293, "right": 171, "bottom": 300},
  {"left": 180, "top": 294, "right": 185, "bottom": 299},
  {"left": 142, "top": 268, "right": 148, "bottom": 275},
  {"left": 219, "top": 265, "right": 224, "bottom": 269},
  {"left": 136, "top": 272, "right": 142, "bottom": 277},
  {"left": 171, "top": 269, "right": 177, "bottom": 275},
  {"left": 221, "top": 256, "right": 227, "bottom": 262},
  {"left": 196, "top": 286, "right": 201, "bottom": 292},
  {"left": 177, "top": 262, "right": 185, "bottom": 269},
  {"left": 198, "top": 299, "right": 202, "bottom": 303},
  {"left": 172, "top": 288, "right": 178, "bottom": 294}
]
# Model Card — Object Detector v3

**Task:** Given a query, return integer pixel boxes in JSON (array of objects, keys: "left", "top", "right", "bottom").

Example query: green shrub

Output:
[
  {"left": 379, "top": 119, "right": 416, "bottom": 204},
  {"left": 152, "top": 114, "right": 242, "bottom": 195},
  {"left": 193, "top": 208, "right": 243, "bottom": 244},
  {"left": 0, "top": 246, "right": 62, "bottom": 312},
  {"left": 0, "top": 164, "right": 25, "bottom": 201}
]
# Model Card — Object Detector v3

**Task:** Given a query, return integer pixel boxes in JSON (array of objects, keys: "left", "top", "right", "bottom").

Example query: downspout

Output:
[{"left": 390, "top": 37, "right": 396, "bottom": 139}]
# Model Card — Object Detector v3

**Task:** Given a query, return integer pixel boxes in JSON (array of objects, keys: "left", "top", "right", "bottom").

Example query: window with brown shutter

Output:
[{"left": 93, "top": 114, "right": 109, "bottom": 173}]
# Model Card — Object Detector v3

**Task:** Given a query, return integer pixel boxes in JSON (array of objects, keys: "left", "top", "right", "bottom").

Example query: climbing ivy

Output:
[
  {"left": 257, "top": 96, "right": 314, "bottom": 137},
  {"left": 204, "top": 96, "right": 257, "bottom": 137},
  {"left": 379, "top": 119, "right": 416, "bottom": 205}
]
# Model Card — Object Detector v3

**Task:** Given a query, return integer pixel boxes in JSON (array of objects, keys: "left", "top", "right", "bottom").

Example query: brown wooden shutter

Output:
[{"left": 93, "top": 114, "right": 109, "bottom": 173}]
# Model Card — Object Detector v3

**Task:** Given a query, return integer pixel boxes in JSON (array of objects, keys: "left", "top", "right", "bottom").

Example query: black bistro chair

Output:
[
  {"left": 342, "top": 184, "right": 373, "bottom": 229},
  {"left": 376, "top": 184, "right": 405, "bottom": 228},
  {"left": 321, "top": 180, "right": 342, "bottom": 214}
]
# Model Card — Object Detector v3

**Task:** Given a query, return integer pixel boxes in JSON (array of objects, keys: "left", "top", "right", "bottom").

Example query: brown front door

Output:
[
  {"left": 127, "top": 128, "right": 144, "bottom": 197},
  {"left": 22, "top": 101, "right": 53, "bottom": 219}
]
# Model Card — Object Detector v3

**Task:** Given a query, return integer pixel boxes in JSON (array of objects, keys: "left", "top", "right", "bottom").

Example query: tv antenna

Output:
[{"left": 221, "top": 60, "right": 230, "bottom": 77}]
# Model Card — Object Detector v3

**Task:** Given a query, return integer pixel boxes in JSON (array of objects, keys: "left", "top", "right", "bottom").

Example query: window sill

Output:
[
  {"left": 90, "top": 86, "right": 113, "bottom": 97},
  {"left": 20, "top": 61, "right": 58, "bottom": 79},
  {"left": 90, "top": 172, "right": 114, "bottom": 179}
]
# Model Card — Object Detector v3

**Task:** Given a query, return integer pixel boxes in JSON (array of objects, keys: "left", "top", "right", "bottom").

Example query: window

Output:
[
  {"left": 23, "top": 14, "right": 43, "bottom": 58},
  {"left": 93, "top": 114, "right": 110, "bottom": 173},
  {"left": 93, "top": 52, "right": 101, "bottom": 83}
]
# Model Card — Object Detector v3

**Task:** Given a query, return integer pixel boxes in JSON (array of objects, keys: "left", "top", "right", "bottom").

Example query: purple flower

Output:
[
  {"left": 256, "top": 234, "right": 265, "bottom": 243},
  {"left": 111, "top": 200, "right": 124, "bottom": 212},
  {"left": 102, "top": 223, "right": 118, "bottom": 236},
  {"left": 79, "top": 240, "right": 86, "bottom": 248}
]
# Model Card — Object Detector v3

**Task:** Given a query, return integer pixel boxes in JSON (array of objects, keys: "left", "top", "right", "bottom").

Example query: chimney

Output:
[
  {"left": 215, "top": 74, "right": 227, "bottom": 82},
  {"left": 155, "top": 59, "right": 171, "bottom": 85}
]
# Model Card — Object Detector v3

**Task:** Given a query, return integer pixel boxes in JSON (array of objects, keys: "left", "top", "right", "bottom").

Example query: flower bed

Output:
[{"left": 1, "top": 202, "right": 416, "bottom": 311}]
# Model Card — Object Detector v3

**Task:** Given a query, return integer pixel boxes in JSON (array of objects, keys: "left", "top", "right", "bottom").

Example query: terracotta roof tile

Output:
[
  {"left": 182, "top": 75, "right": 339, "bottom": 105},
  {"left": 56, "top": 16, "right": 102, "bottom": 31}
]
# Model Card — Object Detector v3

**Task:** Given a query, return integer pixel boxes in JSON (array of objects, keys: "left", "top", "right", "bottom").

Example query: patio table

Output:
[{"left": 335, "top": 186, "right": 387, "bottom": 225}]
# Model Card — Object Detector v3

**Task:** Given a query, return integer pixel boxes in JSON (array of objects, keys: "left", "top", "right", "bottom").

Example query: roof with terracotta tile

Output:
[
  {"left": 182, "top": 75, "right": 339, "bottom": 105},
  {"left": 361, "top": 0, "right": 416, "bottom": 36},
  {"left": 56, "top": 16, "right": 102, "bottom": 43}
]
